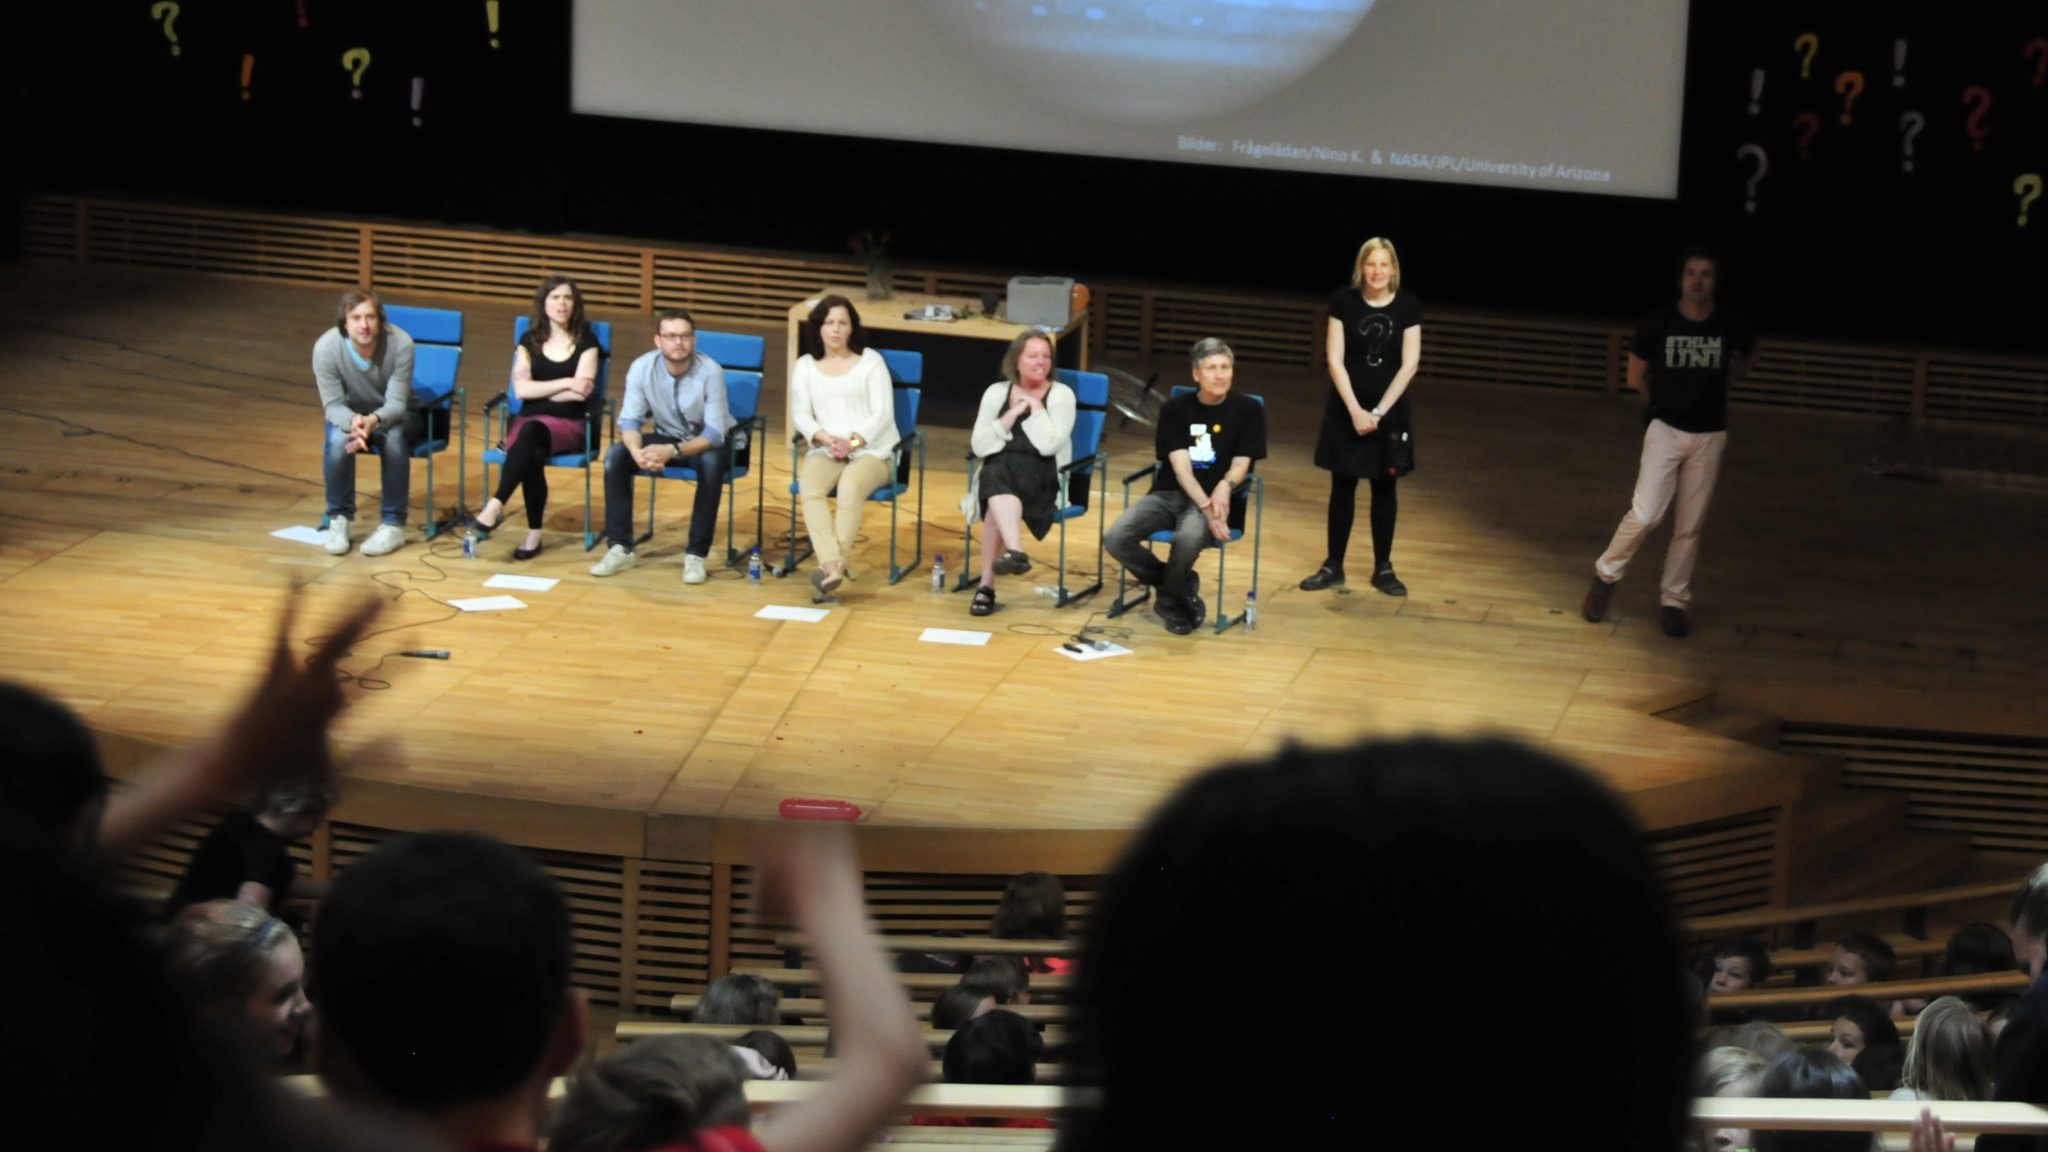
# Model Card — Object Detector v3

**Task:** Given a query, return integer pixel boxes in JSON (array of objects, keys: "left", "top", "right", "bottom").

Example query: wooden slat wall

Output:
[
  {"left": 630, "top": 860, "right": 716, "bottom": 1014},
  {"left": 863, "top": 872, "right": 1095, "bottom": 938},
  {"left": 1780, "top": 724, "right": 2048, "bottom": 856},
  {"left": 1645, "top": 808, "right": 1781, "bottom": 917},
  {"left": 26, "top": 195, "right": 2048, "bottom": 425}
]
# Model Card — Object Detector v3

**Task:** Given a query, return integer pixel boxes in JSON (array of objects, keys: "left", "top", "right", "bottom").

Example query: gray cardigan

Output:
[{"left": 313, "top": 327, "right": 415, "bottom": 430}]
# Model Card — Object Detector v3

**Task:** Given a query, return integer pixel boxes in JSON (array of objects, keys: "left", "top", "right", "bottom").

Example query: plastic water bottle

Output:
[
  {"left": 748, "top": 546, "right": 763, "bottom": 586},
  {"left": 931, "top": 554, "right": 946, "bottom": 593},
  {"left": 1243, "top": 588, "right": 1257, "bottom": 632},
  {"left": 461, "top": 525, "right": 477, "bottom": 560}
]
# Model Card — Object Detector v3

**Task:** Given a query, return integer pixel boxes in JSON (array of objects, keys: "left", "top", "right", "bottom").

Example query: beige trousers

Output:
[
  {"left": 797, "top": 452, "right": 893, "bottom": 567},
  {"left": 1594, "top": 419, "right": 1728, "bottom": 609}
]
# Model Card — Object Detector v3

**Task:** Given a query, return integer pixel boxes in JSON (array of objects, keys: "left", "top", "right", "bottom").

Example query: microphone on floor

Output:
[{"left": 399, "top": 649, "right": 451, "bottom": 660}]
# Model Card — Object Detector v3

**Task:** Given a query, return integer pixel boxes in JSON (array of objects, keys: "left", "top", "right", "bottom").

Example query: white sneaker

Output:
[
  {"left": 360, "top": 524, "right": 406, "bottom": 557},
  {"left": 324, "top": 516, "right": 352, "bottom": 556},
  {"left": 590, "top": 544, "right": 636, "bottom": 577},
  {"left": 683, "top": 554, "right": 708, "bottom": 585}
]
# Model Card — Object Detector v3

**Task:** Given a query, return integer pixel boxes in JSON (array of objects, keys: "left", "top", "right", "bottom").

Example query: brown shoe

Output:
[
  {"left": 1582, "top": 575, "right": 1615, "bottom": 622},
  {"left": 1660, "top": 606, "right": 1691, "bottom": 638}
]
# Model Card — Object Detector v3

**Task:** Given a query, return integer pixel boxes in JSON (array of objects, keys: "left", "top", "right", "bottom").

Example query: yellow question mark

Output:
[
  {"left": 150, "top": 1, "right": 181, "bottom": 56},
  {"left": 342, "top": 47, "right": 372, "bottom": 98},
  {"left": 2017, "top": 174, "right": 2044, "bottom": 227},
  {"left": 1794, "top": 33, "right": 1818, "bottom": 80}
]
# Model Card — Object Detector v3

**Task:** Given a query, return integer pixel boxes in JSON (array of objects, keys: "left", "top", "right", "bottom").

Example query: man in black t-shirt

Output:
[
  {"left": 1582, "top": 248, "right": 1754, "bottom": 638},
  {"left": 1105, "top": 338, "right": 1268, "bottom": 635}
]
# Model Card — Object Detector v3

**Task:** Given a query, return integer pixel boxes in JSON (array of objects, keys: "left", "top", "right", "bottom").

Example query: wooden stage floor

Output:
[{"left": 3, "top": 266, "right": 2043, "bottom": 834}]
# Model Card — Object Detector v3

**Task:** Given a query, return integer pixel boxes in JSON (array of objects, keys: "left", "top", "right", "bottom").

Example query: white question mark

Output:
[
  {"left": 1898, "top": 112, "right": 1925, "bottom": 173},
  {"left": 1737, "top": 144, "right": 1768, "bottom": 214}
]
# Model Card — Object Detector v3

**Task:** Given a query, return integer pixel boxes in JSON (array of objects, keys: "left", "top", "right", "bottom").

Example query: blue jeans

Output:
[
  {"left": 323, "top": 413, "right": 419, "bottom": 526},
  {"left": 603, "top": 437, "right": 727, "bottom": 558}
]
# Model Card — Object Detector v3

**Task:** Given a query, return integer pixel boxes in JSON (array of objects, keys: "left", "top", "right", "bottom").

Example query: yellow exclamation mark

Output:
[{"left": 486, "top": 1, "right": 500, "bottom": 48}]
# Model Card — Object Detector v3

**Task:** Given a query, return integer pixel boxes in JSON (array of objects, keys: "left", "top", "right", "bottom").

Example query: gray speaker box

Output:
[{"left": 1005, "top": 276, "right": 1075, "bottom": 329}]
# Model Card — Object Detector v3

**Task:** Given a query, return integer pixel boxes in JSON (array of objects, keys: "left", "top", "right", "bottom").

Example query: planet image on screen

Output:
[{"left": 926, "top": 0, "right": 1374, "bottom": 123}]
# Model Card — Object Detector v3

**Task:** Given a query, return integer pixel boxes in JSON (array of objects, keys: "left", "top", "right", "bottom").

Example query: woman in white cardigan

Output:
[
  {"left": 966, "top": 330, "right": 1076, "bottom": 616},
  {"left": 788, "top": 295, "right": 901, "bottom": 593}
]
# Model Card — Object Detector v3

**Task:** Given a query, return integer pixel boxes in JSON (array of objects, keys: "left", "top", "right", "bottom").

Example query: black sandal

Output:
[
  {"left": 993, "top": 549, "right": 1032, "bottom": 576},
  {"left": 970, "top": 585, "right": 997, "bottom": 617}
]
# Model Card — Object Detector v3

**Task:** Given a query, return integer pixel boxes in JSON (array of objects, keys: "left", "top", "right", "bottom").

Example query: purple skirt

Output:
[{"left": 505, "top": 413, "right": 588, "bottom": 456}]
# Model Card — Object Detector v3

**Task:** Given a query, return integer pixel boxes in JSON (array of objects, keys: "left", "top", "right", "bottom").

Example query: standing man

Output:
[
  {"left": 1105, "top": 338, "right": 1267, "bottom": 635},
  {"left": 315, "top": 288, "right": 419, "bottom": 557},
  {"left": 1582, "top": 248, "right": 1754, "bottom": 637},
  {"left": 590, "top": 308, "right": 730, "bottom": 582}
]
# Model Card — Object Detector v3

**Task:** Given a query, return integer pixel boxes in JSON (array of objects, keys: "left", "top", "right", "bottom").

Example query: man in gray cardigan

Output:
[{"left": 314, "top": 289, "right": 421, "bottom": 556}]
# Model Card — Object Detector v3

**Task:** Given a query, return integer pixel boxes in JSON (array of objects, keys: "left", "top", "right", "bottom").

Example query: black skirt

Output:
[
  {"left": 1313, "top": 391, "right": 1415, "bottom": 478},
  {"left": 977, "top": 446, "right": 1058, "bottom": 540}
]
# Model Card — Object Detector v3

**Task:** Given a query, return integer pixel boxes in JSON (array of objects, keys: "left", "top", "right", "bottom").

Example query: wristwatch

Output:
[{"left": 1370, "top": 406, "right": 1385, "bottom": 419}]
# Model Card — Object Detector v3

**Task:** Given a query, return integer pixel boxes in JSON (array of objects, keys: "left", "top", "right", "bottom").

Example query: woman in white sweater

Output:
[
  {"left": 788, "top": 296, "right": 901, "bottom": 593},
  {"left": 965, "top": 330, "right": 1076, "bottom": 616}
]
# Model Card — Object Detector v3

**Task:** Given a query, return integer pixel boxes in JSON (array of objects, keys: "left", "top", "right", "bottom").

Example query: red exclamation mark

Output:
[{"left": 241, "top": 54, "right": 254, "bottom": 100}]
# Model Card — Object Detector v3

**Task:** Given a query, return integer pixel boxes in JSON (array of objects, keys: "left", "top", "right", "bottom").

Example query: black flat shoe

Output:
[
  {"left": 993, "top": 549, "right": 1032, "bottom": 576},
  {"left": 970, "top": 585, "right": 997, "bottom": 617},
  {"left": 512, "top": 541, "right": 543, "bottom": 561},
  {"left": 1299, "top": 566, "right": 1345, "bottom": 591},
  {"left": 1371, "top": 568, "right": 1407, "bottom": 596}
]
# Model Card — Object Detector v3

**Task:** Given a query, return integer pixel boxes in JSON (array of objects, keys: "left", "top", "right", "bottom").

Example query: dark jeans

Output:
[
  {"left": 1105, "top": 490, "right": 1217, "bottom": 609},
  {"left": 323, "top": 411, "right": 424, "bottom": 526},
  {"left": 603, "top": 436, "right": 727, "bottom": 558}
]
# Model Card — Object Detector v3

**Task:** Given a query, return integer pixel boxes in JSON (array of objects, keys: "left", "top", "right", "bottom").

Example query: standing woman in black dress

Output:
[{"left": 1300, "top": 237, "right": 1423, "bottom": 596}]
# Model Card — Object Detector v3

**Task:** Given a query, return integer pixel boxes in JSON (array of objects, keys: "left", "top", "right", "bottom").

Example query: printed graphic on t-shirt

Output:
[
  {"left": 1188, "top": 423, "right": 1216, "bottom": 464},
  {"left": 1358, "top": 312, "right": 1396, "bottom": 367},
  {"left": 1663, "top": 335, "right": 1724, "bottom": 370}
]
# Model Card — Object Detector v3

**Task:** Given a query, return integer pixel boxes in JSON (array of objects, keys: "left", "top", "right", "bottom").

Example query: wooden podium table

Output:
[{"left": 782, "top": 286, "right": 1090, "bottom": 427}]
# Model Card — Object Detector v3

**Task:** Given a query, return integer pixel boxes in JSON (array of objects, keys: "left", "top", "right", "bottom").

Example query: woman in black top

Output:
[
  {"left": 1300, "top": 237, "right": 1423, "bottom": 596},
  {"left": 474, "top": 276, "right": 604, "bottom": 559}
]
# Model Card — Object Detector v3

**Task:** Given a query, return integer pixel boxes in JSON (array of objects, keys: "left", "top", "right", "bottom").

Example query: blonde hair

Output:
[
  {"left": 1350, "top": 237, "right": 1403, "bottom": 294},
  {"left": 163, "top": 899, "right": 293, "bottom": 1009},
  {"left": 1695, "top": 1045, "right": 1766, "bottom": 1097},
  {"left": 1900, "top": 996, "right": 1993, "bottom": 1101}
]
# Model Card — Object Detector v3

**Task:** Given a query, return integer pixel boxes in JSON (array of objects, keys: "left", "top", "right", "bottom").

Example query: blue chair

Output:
[
  {"left": 637, "top": 331, "right": 767, "bottom": 569},
  {"left": 480, "top": 317, "right": 613, "bottom": 550},
  {"left": 957, "top": 368, "right": 1109, "bottom": 607},
  {"left": 1105, "top": 386, "right": 1265, "bottom": 635},
  {"left": 779, "top": 349, "right": 926, "bottom": 584},
  {"left": 319, "top": 305, "right": 465, "bottom": 539}
]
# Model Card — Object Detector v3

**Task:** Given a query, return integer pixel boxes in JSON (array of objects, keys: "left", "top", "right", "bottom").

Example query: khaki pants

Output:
[
  {"left": 1594, "top": 419, "right": 1727, "bottom": 609},
  {"left": 798, "top": 452, "right": 893, "bottom": 567}
]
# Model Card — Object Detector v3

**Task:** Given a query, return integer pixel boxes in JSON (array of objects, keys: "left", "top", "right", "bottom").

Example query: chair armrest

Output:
[
  {"left": 1121, "top": 460, "right": 1164, "bottom": 485},
  {"left": 482, "top": 390, "right": 511, "bottom": 413},
  {"left": 1058, "top": 452, "right": 1098, "bottom": 478}
]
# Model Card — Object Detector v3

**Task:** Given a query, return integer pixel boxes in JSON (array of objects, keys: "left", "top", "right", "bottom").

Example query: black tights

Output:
[
  {"left": 493, "top": 421, "right": 552, "bottom": 530},
  {"left": 1325, "top": 472, "right": 1398, "bottom": 573}
]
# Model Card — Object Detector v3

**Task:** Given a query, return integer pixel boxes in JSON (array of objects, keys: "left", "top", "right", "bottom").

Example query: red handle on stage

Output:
[{"left": 778, "top": 798, "right": 862, "bottom": 822}]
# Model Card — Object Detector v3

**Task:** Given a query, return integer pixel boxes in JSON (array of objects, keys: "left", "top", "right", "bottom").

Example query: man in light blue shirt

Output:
[{"left": 593, "top": 309, "right": 731, "bottom": 583}]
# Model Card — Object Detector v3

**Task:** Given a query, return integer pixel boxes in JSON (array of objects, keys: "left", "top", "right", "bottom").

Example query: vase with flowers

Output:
[{"left": 850, "top": 227, "right": 894, "bottom": 301}]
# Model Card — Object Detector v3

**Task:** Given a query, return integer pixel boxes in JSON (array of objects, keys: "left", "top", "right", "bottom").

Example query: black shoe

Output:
[
  {"left": 1162, "top": 604, "right": 1194, "bottom": 635},
  {"left": 993, "top": 549, "right": 1032, "bottom": 576},
  {"left": 512, "top": 541, "right": 543, "bottom": 561},
  {"left": 1661, "top": 605, "right": 1692, "bottom": 638},
  {"left": 1186, "top": 596, "right": 1206, "bottom": 630},
  {"left": 1370, "top": 568, "right": 1408, "bottom": 597},
  {"left": 1299, "top": 565, "right": 1345, "bottom": 591},
  {"left": 1582, "top": 575, "right": 1614, "bottom": 622},
  {"left": 970, "top": 584, "right": 997, "bottom": 617}
]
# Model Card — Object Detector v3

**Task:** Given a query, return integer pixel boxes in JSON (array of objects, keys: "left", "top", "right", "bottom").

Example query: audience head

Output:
[
  {"left": 730, "top": 1030, "right": 796, "bottom": 1081},
  {"left": 1989, "top": 994, "right": 2024, "bottom": 1046},
  {"left": 549, "top": 1035, "right": 751, "bottom": 1152},
  {"left": 991, "top": 871, "right": 1067, "bottom": 941},
  {"left": 256, "top": 779, "right": 335, "bottom": 840},
  {"left": 1061, "top": 737, "right": 1689, "bottom": 1150},
  {"left": 1825, "top": 994, "right": 1899, "bottom": 1064},
  {"left": 1000, "top": 330, "right": 1057, "bottom": 387},
  {"left": 1900, "top": 995, "right": 1993, "bottom": 1102},
  {"left": 333, "top": 287, "right": 386, "bottom": 351},
  {"left": 800, "top": 294, "right": 865, "bottom": 360},
  {"left": 1753, "top": 1049, "right": 1870, "bottom": 1152},
  {"left": 2007, "top": 864, "right": 2048, "bottom": 979},
  {"left": 310, "top": 831, "right": 583, "bottom": 1125},
  {"left": 1943, "top": 920, "right": 2020, "bottom": 1009},
  {"left": 163, "top": 899, "right": 310, "bottom": 1062},
  {"left": 694, "top": 974, "right": 780, "bottom": 1026},
  {"left": 526, "top": 275, "right": 590, "bottom": 346},
  {"left": 1729, "top": 1019, "right": 1795, "bottom": 1064},
  {"left": 1706, "top": 937, "right": 1773, "bottom": 995},
  {"left": 0, "top": 681, "right": 106, "bottom": 857},
  {"left": 942, "top": 1009, "right": 1042, "bottom": 1085},
  {"left": 1826, "top": 933, "right": 1895, "bottom": 986},
  {"left": 932, "top": 983, "right": 997, "bottom": 1031},
  {"left": 1695, "top": 1046, "right": 1767, "bottom": 1152},
  {"left": 961, "top": 954, "right": 1031, "bottom": 1006},
  {"left": 1852, "top": 1042, "right": 1903, "bottom": 1093},
  {"left": 1349, "top": 236, "right": 1403, "bottom": 293}
]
